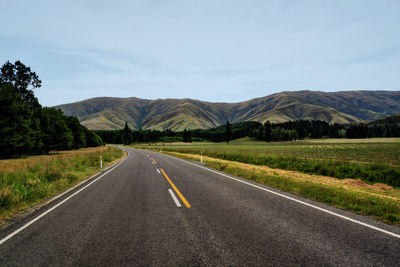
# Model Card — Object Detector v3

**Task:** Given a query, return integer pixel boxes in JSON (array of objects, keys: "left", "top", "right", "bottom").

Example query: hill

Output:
[
  {"left": 367, "top": 114, "right": 400, "bottom": 127},
  {"left": 56, "top": 90, "right": 400, "bottom": 130}
]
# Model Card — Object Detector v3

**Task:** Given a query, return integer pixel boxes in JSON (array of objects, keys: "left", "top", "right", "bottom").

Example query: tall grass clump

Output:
[{"left": 0, "top": 146, "right": 124, "bottom": 223}]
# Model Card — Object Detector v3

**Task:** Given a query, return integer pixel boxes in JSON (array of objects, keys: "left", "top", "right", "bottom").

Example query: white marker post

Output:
[
  {"left": 100, "top": 155, "right": 103, "bottom": 169},
  {"left": 200, "top": 152, "right": 203, "bottom": 163}
]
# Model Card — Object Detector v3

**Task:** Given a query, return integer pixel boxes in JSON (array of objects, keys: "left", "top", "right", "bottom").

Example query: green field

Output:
[
  {"left": 136, "top": 137, "right": 400, "bottom": 187},
  {"left": 145, "top": 137, "right": 400, "bottom": 165}
]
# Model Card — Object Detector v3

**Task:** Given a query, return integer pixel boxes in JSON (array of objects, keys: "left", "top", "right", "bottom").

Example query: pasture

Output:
[{"left": 135, "top": 138, "right": 400, "bottom": 187}]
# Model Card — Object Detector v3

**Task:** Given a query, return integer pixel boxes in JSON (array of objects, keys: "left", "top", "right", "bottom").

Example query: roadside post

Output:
[
  {"left": 100, "top": 155, "right": 103, "bottom": 169},
  {"left": 201, "top": 152, "right": 203, "bottom": 163}
]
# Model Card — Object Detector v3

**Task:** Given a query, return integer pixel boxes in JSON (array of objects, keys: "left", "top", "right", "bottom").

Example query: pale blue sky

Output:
[{"left": 1, "top": 0, "right": 399, "bottom": 106}]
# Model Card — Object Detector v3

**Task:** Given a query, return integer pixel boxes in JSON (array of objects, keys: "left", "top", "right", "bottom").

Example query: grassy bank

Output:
[
  {"left": 135, "top": 138, "right": 400, "bottom": 187},
  {"left": 164, "top": 152, "right": 400, "bottom": 225},
  {"left": 0, "top": 146, "right": 124, "bottom": 224}
]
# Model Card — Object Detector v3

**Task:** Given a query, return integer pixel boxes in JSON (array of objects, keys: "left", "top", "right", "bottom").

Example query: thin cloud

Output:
[{"left": 1, "top": 1, "right": 399, "bottom": 106}]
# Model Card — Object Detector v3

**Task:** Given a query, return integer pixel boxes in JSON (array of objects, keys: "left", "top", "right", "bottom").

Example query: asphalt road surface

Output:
[{"left": 1, "top": 147, "right": 400, "bottom": 266}]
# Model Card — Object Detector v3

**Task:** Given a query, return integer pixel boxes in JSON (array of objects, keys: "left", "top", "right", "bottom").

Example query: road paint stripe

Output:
[
  {"left": 160, "top": 153, "right": 400, "bottom": 239},
  {"left": 160, "top": 169, "right": 191, "bottom": 208},
  {"left": 0, "top": 152, "right": 130, "bottom": 246},
  {"left": 150, "top": 158, "right": 157, "bottom": 164},
  {"left": 168, "top": 189, "right": 182, "bottom": 207},
  {"left": 157, "top": 169, "right": 161, "bottom": 174}
]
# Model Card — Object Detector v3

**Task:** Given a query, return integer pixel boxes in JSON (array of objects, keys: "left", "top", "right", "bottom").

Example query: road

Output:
[{"left": 1, "top": 147, "right": 399, "bottom": 266}]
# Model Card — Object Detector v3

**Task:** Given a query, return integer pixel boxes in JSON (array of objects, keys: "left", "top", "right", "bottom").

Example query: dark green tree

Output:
[
  {"left": 0, "top": 84, "right": 35, "bottom": 158},
  {"left": 85, "top": 128, "right": 103, "bottom": 147},
  {"left": 121, "top": 121, "right": 132, "bottom": 145},
  {"left": 183, "top": 129, "right": 192, "bottom": 142},
  {"left": 0, "top": 60, "right": 103, "bottom": 158},
  {"left": 264, "top": 121, "right": 272, "bottom": 142},
  {"left": 66, "top": 116, "right": 87, "bottom": 149},
  {"left": 0, "top": 60, "right": 41, "bottom": 109},
  {"left": 187, "top": 129, "right": 192, "bottom": 143},
  {"left": 0, "top": 61, "right": 43, "bottom": 157},
  {"left": 225, "top": 121, "right": 232, "bottom": 144},
  {"left": 40, "top": 107, "right": 73, "bottom": 153}
]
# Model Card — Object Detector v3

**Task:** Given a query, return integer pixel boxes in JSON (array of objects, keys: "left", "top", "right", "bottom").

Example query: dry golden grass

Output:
[
  {"left": 0, "top": 146, "right": 111, "bottom": 173},
  {"left": 0, "top": 146, "right": 125, "bottom": 225}
]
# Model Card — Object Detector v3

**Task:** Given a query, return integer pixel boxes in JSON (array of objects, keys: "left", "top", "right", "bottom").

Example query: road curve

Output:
[{"left": 1, "top": 147, "right": 399, "bottom": 266}]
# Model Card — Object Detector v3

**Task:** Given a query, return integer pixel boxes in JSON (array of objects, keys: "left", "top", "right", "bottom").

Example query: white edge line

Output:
[
  {"left": 159, "top": 152, "right": 400, "bottom": 239},
  {"left": 157, "top": 169, "right": 161, "bottom": 174},
  {"left": 0, "top": 152, "right": 130, "bottom": 245},
  {"left": 168, "top": 189, "right": 182, "bottom": 207}
]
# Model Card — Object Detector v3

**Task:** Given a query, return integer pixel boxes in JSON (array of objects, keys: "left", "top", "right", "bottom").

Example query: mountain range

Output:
[{"left": 56, "top": 90, "right": 400, "bottom": 131}]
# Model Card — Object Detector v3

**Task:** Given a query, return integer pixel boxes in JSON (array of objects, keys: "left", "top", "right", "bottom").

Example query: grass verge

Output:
[
  {"left": 161, "top": 151, "right": 400, "bottom": 225},
  {"left": 0, "top": 146, "right": 125, "bottom": 225}
]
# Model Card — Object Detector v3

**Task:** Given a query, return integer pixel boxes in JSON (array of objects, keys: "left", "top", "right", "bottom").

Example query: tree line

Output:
[
  {"left": 95, "top": 121, "right": 256, "bottom": 144},
  {"left": 0, "top": 61, "right": 103, "bottom": 159},
  {"left": 96, "top": 118, "right": 400, "bottom": 145},
  {"left": 249, "top": 119, "right": 400, "bottom": 141}
]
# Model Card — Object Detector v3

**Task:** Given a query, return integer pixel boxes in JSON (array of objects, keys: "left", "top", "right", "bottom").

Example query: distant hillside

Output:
[
  {"left": 367, "top": 114, "right": 400, "bottom": 127},
  {"left": 56, "top": 91, "right": 400, "bottom": 130}
]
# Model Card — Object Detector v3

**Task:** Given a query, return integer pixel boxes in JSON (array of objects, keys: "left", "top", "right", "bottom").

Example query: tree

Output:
[
  {"left": 0, "top": 61, "right": 43, "bottom": 157},
  {"left": 40, "top": 107, "right": 73, "bottom": 153},
  {"left": 85, "top": 128, "right": 103, "bottom": 147},
  {"left": 183, "top": 129, "right": 188, "bottom": 142},
  {"left": 287, "top": 129, "right": 299, "bottom": 141},
  {"left": 0, "top": 60, "right": 103, "bottom": 158},
  {"left": 66, "top": 116, "right": 86, "bottom": 149},
  {"left": 338, "top": 129, "right": 346, "bottom": 138},
  {"left": 271, "top": 127, "right": 283, "bottom": 141},
  {"left": 0, "top": 60, "right": 41, "bottom": 109},
  {"left": 121, "top": 122, "right": 132, "bottom": 145},
  {"left": 225, "top": 121, "right": 232, "bottom": 144},
  {"left": 264, "top": 121, "right": 272, "bottom": 142},
  {"left": 0, "top": 84, "right": 35, "bottom": 158},
  {"left": 183, "top": 129, "right": 192, "bottom": 142}
]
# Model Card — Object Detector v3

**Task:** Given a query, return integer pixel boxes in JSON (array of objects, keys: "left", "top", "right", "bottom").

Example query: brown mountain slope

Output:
[
  {"left": 248, "top": 102, "right": 359, "bottom": 124},
  {"left": 56, "top": 90, "right": 400, "bottom": 130}
]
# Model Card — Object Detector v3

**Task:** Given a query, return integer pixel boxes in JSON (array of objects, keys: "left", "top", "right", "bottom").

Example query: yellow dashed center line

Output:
[
  {"left": 150, "top": 158, "right": 157, "bottom": 164},
  {"left": 160, "top": 169, "right": 191, "bottom": 208}
]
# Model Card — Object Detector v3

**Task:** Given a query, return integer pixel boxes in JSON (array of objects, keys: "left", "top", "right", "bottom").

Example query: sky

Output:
[{"left": 0, "top": 0, "right": 399, "bottom": 106}]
